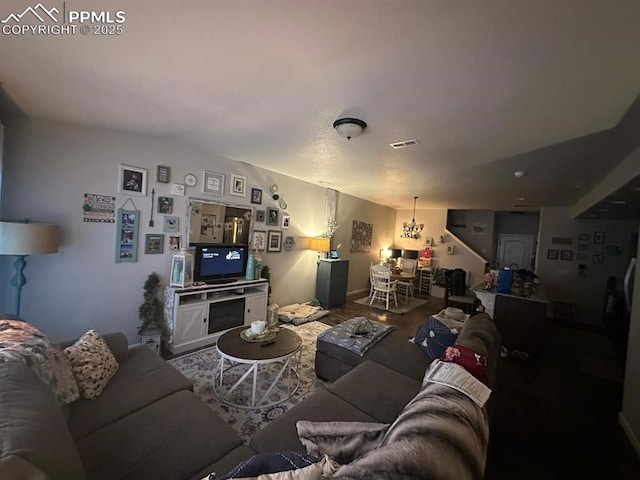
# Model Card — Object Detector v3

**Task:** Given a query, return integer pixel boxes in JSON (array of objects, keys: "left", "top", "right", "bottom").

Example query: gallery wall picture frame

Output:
[
  {"left": 256, "top": 210, "right": 266, "bottom": 222},
  {"left": 593, "top": 252, "right": 604, "bottom": 264},
  {"left": 267, "top": 230, "right": 282, "bottom": 252},
  {"left": 424, "top": 237, "right": 433, "bottom": 247},
  {"left": 446, "top": 245, "right": 455, "bottom": 255},
  {"left": 251, "top": 187, "right": 263, "bottom": 204},
  {"left": 164, "top": 216, "right": 179, "bottom": 233},
  {"left": 115, "top": 208, "right": 140, "bottom": 263},
  {"left": 158, "top": 196, "right": 173, "bottom": 214},
  {"left": 350, "top": 220, "right": 373, "bottom": 252},
  {"left": 171, "top": 183, "right": 185, "bottom": 196},
  {"left": 145, "top": 234, "right": 165, "bottom": 254},
  {"left": 560, "top": 249, "right": 573, "bottom": 261},
  {"left": 594, "top": 231, "right": 605, "bottom": 244},
  {"left": 168, "top": 235, "right": 181, "bottom": 251},
  {"left": 578, "top": 233, "right": 589, "bottom": 241},
  {"left": 230, "top": 174, "right": 247, "bottom": 197},
  {"left": 202, "top": 171, "right": 225, "bottom": 196},
  {"left": 118, "top": 164, "right": 148, "bottom": 196},
  {"left": 156, "top": 165, "right": 170, "bottom": 183},
  {"left": 547, "top": 249, "right": 559, "bottom": 260},
  {"left": 252, "top": 230, "right": 266, "bottom": 251},
  {"left": 266, "top": 207, "right": 279, "bottom": 226},
  {"left": 576, "top": 252, "right": 588, "bottom": 261},
  {"left": 281, "top": 215, "right": 291, "bottom": 229}
]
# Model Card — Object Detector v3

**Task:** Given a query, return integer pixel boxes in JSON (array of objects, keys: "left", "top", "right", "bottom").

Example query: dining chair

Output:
[
  {"left": 396, "top": 258, "right": 417, "bottom": 302},
  {"left": 444, "top": 268, "right": 478, "bottom": 314},
  {"left": 370, "top": 264, "right": 398, "bottom": 310}
]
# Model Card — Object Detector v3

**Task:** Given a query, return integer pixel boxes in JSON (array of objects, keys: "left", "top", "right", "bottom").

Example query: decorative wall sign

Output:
[
  {"left": 547, "top": 249, "right": 559, "bottom": 260},
  {"left": 202, "top": 171, "right": 225, "bottom": 196},
  {"left": 115, "top": 207, "right": 140, "bottom": 263},
  {"left": 594, "top": 231, "right": 605, "bottom": 244},
  {"left": 171, "top": 183, "right": 185, "bottom": 196},
  {"left": 156, "top": 165, "right": 170, "bottom": 183},
  {"left": 118, "top": 164, "right": 147, "bottom": 196},
  {"left": 551, "top": 237, "right": 572, "bottom": 245},
  {"left": 267, "top": 230, "right": 282, "bottom": 252},
  {"left": 83, "top": 193, "right": 115, "bottom": 223},
  {"left": 593, "top": 252, "right": 604, "bottom": 264},
  {"left": 350, "top": 220, "right": 373, "bottom": 252},
  {"left": 164, "top": 216, "right": 179, "bottom": 233},
  {"left": 251, "top": 187, "right": 262, "bottom": 204},
  {"left": 145, "top": 234, "right": 164, "bottom": 254},
  {"left": 230, "top": 174, "right": 247, "bottom": 197},
  {"left": 471, "top": 223, "right": 487, "bottom": 236}
]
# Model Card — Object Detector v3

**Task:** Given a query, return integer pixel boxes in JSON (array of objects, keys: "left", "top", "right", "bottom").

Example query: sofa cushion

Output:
[
  {"left": 413, "top": 315, "right": 460, "bottom": 358},
  {"left": 0, "top": 362, "right": 87, "bottom": 480},
  {"left": 68, "top": 345, "right": 193, "bottom": 440},
  {"left": 250, "top": 389, "right": 379, "bottom": 454},
  {"left": 327, "top": 361, "right": 420, "bottom": 423},
  {"left": 64, "top": 329, "right": 119, "bottom": 399},
  {"left": 0, "top": 319, "right": 80, "bottom": 405},
  {"left": 76, "top": 390, "right": 243, "bottom": 480}
]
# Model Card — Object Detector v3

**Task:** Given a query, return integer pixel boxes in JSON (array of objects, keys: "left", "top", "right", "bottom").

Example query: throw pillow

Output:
[
  {"left": 212, "top": 451, "right": 338, "bottom": 480},
  {"left": 440, "top": 344, "right": 489, "bottom": 385},
  {"left": 0, "top": 318, "right": 80, "bottom": 405},
  {"left": 413, "top": 316, "right": 460, "bottom": 359},
  {"left": 64, "top": 329, "right": 119, "bottom": 399}
]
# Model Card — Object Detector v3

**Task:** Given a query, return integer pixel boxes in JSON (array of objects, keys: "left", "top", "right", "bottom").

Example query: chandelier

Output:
[{"left": 400, "top": 196, "right": 424, "bottom": 239}]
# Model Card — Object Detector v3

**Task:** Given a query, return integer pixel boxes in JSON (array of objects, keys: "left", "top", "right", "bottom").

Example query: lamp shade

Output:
[
  {"left": 309, "top": 237, "right": 331, "bottom": 252},
  {"left": 0, "top": 221, "right": 60, "bottom": 256}
]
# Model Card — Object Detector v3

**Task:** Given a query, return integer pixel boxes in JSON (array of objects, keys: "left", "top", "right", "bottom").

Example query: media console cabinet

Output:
[{"left": 163, "top": 278, "right": 269, "bottom": 354}]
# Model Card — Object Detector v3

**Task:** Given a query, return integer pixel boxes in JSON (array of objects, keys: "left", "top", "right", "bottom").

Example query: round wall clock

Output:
[{"left": 184, "top": 173, "right": 197, "bottom": 187}]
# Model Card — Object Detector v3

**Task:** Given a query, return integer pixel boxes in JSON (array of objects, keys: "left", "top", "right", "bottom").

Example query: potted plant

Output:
[{"left": 138, "top": 272, "right": 165, "bottom": 337}]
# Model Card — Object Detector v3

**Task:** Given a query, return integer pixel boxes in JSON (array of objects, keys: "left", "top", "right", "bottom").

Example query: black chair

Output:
[{"left": 444, "top": 268, "right": 478, "bottom": 314}]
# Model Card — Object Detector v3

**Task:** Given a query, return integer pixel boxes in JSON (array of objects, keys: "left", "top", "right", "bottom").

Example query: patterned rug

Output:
[
  {"left": 168, "top": 321, "right": 331, "bottom": 444},
  {"left": 353, "top": 295, "right": 429, "bottom": 314}
]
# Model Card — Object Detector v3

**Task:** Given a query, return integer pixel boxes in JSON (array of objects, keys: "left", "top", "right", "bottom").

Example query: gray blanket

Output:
[{"left": 317, "top": 317, "right": 394, "bottom": 356}]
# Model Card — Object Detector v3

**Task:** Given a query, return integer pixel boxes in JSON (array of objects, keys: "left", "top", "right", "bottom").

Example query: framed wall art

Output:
[
  {"left": 230, "top": 174, "right": 247, "bottom": 197},
  {"left": 560, "top": 250, "right": 573, "bottom": 261},
  {"left": 158, "top": 196, "right": 173, "bottom": 214},
  {"left": 256, "top": 210, "right": 266, "bottom": 222},
  {"left": 266, "top": 207, "right": 279, "bottom": 226},
  {"left": 350, "top": 220, "right": 373, "bottom": 252},
  {"left": 282, "top": 215, "right": 291, "bottom": 229},
  {"left": 118, "top": 164, "right": 147, "bottom": 196},
  {"left": 156, "top": 165, "right": 170, "bottom": 183},
  {"left": 168, "top": 235, "right": 181, "bottom": 251},
  {"left": 251, "top": 187, "right": 262, "bottom": 204},
  {"left": 164, "top": 216, "right": 179, "bottom": 233},
  {"left": 547, "top": 249, "right": 559, "bottom": 260},
  {"left": 593, "top": 252, "right": 604, "bottom": 264},
  {"left": 594, "top": 231, "right": 605, "bottom": 245},
  {"left": 145, "top": 234, "right": 164, "bottom": 254},
  {"left": 115, "top": 208, "right": 140, "bottom": 263},
  {"left": 252, "top": 230, "right": 266, "bottom": 251},
  {"left": 202, "top": 171, "right": 225, "bottom": 196},
  {"left": 170, "top": 183, "right": 185, "bottom": 196},
  {"left": 267, "top": 230, "right": 282, "bottom": 252}
]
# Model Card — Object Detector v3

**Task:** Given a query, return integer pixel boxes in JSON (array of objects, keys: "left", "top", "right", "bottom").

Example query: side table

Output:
[{"left": 139, "top": 327, "right": 162, "bottom": 355}]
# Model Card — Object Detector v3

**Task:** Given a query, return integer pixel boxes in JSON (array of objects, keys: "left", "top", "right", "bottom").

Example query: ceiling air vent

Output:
[{"left": 389, "top": 139, "right": 420, "bottom": 149}]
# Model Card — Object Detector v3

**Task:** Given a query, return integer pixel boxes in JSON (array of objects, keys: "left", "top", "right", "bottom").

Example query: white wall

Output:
[{"left": 0, "top": 117, "right": 395, "bottom": 343}]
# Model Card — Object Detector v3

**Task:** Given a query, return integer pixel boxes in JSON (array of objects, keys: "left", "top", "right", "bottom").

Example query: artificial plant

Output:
[{"left": 138, "top": 272, "right": 165, "bottom": 335}]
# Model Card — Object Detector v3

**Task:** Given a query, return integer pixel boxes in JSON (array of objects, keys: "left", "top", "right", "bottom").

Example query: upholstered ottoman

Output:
[{"left": 314, "top": 323, "right": 430, "bottom": 383}]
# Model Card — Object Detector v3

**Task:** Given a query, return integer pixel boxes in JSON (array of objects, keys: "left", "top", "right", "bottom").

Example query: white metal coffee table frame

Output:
[{"left": 214, "top": 344, "right": 301, "bottom": 409}]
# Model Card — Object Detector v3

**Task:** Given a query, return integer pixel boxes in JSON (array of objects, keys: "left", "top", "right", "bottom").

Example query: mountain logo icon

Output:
[{"left": 1, "top": 3, "right": 59, "bottom": 24}]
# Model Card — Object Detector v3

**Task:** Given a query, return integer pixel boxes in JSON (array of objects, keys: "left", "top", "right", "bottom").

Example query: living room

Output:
[{"left": 1, "top": 0, "right": 640, "bottom": 473}]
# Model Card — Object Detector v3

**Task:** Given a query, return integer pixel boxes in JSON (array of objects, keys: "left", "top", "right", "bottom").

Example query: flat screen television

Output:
[{"left": 193, "top": 244, "right": 249, "bottom": 284}]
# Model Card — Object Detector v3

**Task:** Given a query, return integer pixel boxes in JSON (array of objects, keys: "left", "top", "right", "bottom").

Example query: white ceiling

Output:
[{"left": 2, "top": 0, "right": 640, "bottom": 213}]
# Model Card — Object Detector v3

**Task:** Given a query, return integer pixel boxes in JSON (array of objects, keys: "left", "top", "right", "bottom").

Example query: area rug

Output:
[
  {"left": 168, "top": 321, "right": 331, "bottom": 444},
  {"left": 353, "top": 296, "right": 429, "bottom": 314}
]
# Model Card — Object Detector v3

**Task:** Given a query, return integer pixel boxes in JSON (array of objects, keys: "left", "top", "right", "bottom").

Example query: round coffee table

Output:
[{"left": 215, "top": 326, "right": 302, "bottom": 409}]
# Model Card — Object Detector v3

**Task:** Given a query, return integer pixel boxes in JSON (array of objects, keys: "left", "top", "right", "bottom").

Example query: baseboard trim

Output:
[{"left": 619, "top": 411, "right": 640, "bottom": 459}]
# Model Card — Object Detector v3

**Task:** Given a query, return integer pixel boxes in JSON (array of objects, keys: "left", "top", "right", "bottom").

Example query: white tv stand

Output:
[{"left": 163, "top": 278, "right": 269, "bottom": 355}]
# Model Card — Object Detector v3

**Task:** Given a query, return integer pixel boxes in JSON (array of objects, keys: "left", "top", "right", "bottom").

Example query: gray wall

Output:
[{"left": 0, "top": 116, "right": 395, "bottom": 343}]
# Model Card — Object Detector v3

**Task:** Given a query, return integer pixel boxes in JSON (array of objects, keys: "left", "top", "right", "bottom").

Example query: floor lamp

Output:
[{"left": 0, "top": 220, "right": 60, "bottom": 318}]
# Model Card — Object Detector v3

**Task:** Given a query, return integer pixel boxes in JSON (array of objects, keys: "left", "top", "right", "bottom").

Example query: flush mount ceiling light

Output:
[{"left": 333, "top": 117, "right": 367, "bottom": 140}]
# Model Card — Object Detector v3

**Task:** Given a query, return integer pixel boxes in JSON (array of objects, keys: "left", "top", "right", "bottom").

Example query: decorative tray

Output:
[{"left": 240, "top": 328, "right": 277, "bottom": 343}]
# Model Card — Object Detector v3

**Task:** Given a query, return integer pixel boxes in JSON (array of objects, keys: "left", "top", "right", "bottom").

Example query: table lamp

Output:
[
  {"left": 0, "top": 220, "right": 60, "bottom": 317},
  {"left": 309, "top": 237, "right": 331, "bottom": 261}
]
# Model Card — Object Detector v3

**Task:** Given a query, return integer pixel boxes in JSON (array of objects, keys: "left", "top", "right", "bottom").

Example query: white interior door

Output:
[{"left": 497, "top": 234, "right": 534, "bottom": 270}]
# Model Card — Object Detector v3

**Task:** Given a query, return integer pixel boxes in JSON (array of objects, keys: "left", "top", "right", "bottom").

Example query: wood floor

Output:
[{"left": 323, "top": 292, "right": 640, "bottom": 479}]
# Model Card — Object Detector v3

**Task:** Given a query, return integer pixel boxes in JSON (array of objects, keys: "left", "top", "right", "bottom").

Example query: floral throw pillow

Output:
[
  {"left": 413, "top": 316, "right": 460, "bottom": 359},
  {"left": 64, "top": 329, "right": 119, "bottom": 399},
  {"left": 0, "top": 318, "right": 80, "bottom": 405}
]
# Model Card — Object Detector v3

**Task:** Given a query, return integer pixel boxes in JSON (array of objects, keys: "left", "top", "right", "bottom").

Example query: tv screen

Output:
[{"left": 194, "top": 244, "right": 249, "bottom": 284}]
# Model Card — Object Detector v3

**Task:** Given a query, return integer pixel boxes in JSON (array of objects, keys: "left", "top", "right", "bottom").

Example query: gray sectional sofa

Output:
[
  {"left": 0, "top": 332, "right": 253, "bottom": 480},
  {"left": 1, "top": 312, "right": 500, "bottom": 480}
]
